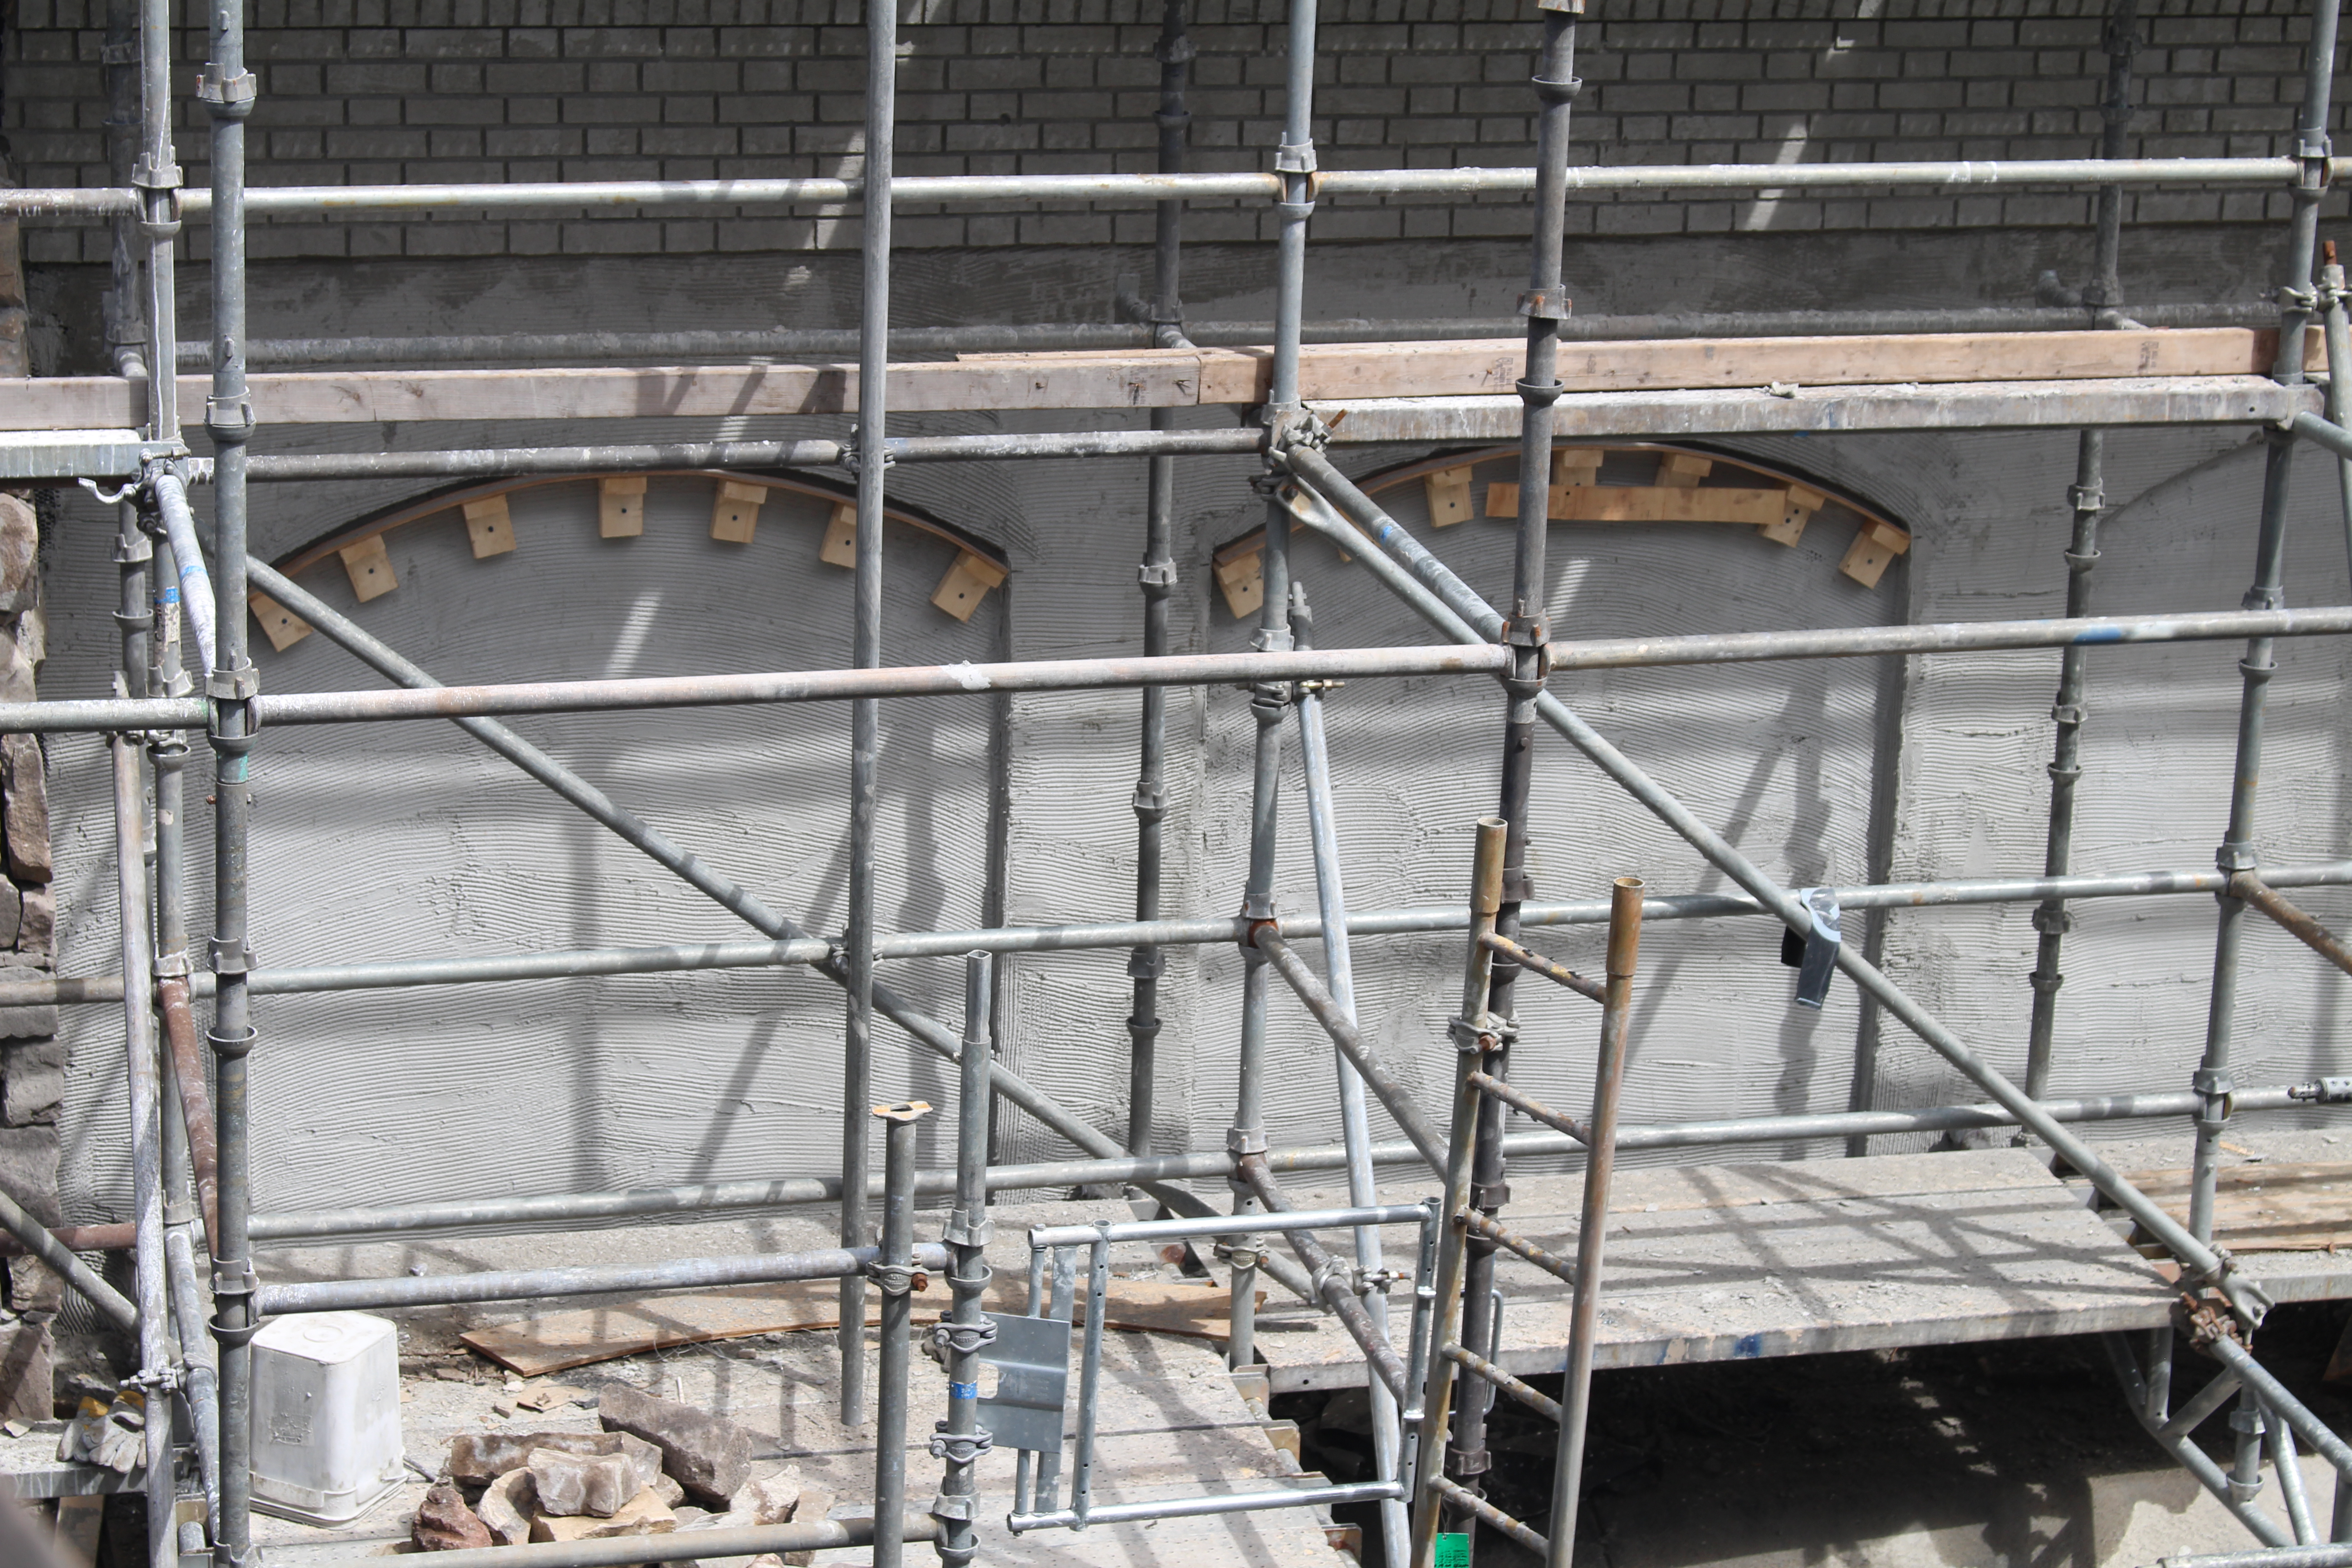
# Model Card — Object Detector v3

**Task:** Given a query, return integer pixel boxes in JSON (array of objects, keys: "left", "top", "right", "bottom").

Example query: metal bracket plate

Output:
[{"left": 976, "top": 1310, "right": 1070, "bottom": 1455}]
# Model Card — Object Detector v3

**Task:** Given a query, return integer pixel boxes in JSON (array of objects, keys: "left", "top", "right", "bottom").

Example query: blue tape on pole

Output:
[{"left": 949, "top": 1381, "right": 979, "bottom": 1401}]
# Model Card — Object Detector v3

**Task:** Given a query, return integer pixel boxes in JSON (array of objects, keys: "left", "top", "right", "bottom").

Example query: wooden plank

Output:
[
  {"left": 1422, "top": 463, "right": 1475, "bottom": 528},
  {"left": 2125, "top": 1161, "right": 2352, "bottom": 1253},
  {"left": 1760, "top": 481, "right": 1825, "bottom": 547},
  {"left": 248, "top": 591, "right": 311, "bottom": 653},
  {"left": 337, "top": 534, "right": 397, "bottom": 602},
  {"left": 931, "top": 549, "right": 1009, "bottom": 621},
  {"left": 460, "top": 494, "right": 516, "bottom": 559},
  {"left": 597, "top": 474, "right": 646, "bottom": 539},
  {"left": 1262, "top": 1152, "right": 2177, "bottom": 1391},
  {"left": 463, "top": 1276, "right": 1254, "bottom": 1377},
  {"left": 1839, "top": 517, "right": 1913, "bottom": 588},
  {"left": 819, "top": 501, "right": 856, "bottom": 567},
  {"left": 710, "top": 478, "right": 767, "bottom": 544},
  {"left": 1485, "top": 480, "right": 1791, "bottom": 526},
  {"left": 0, "top": 329, "right": 2314, "bottom": 429}
]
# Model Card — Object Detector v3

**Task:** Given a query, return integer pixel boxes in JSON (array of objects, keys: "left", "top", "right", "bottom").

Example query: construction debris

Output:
[
  {"left": 598, "top": 1383, "right": 755, "bottom": 1507},
  {"left": 413, "top": 1482, "right": 494, "bottom": 1552}
]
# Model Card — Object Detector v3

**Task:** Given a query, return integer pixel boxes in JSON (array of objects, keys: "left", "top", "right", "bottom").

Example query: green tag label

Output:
[{"left": 1434, "top": 1532, "right": 1471, "bottom": 1568}]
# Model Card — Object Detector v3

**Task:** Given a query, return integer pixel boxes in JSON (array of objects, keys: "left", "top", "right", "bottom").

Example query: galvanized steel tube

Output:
[
  {"left": 251, "top": 1242, "right": 947, "bottom": 1315},
  {"left": 113, "top": 738, "right": 174, "bottom": 1568},
  {"left": 870, "top": 1103, "right": 927, "bottom": 1568},
  {"left": 930, "top": 957, "right": 992, "bottom": 1567},
  {"left": 840, "top": 0, "right": 900, "bottom": 1432}
]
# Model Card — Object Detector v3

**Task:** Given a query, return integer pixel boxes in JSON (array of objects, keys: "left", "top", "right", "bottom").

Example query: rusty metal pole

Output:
[
  {"left": 1544, "top": 877, "right": 1642, "bottom": 1564},
  {"left": 1410, "top": 819, "right": 1507, "bottom": 1568}
]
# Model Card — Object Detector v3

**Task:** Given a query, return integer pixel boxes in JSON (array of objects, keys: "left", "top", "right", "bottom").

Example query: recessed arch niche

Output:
[
  {"left": 218, "top": 470, "right": 1011, "bottom": 1208},
  {"left": 1174, "top": 441, "right": 1913, "bottom": 1174}
]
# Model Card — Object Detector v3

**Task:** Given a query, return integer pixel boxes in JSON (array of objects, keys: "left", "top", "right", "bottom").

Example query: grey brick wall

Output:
[{"left": 7, "top": 0, "right": 2344, "bottom": 262}]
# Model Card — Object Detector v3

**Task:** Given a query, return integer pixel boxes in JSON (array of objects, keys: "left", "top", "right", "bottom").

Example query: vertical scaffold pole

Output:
[
  {"left": 870, "top": 1100, "right": 929, "bottom": 1568},
  {"left": 1410, "top": 819, "right": 1509, "bottom": 1568},
  {"left": 842, "top": 0, "right": 899, "bottom": 1431},
  {"left": 1230, "top": 0, "right": 1317, "bottom": 1372},
  {"left": 200, "top": 0, "right": 262, "bottom": 1550},
  {"left": 2190, "top": 0, "right": 2340, "bottom": 1246},
  {"left": 1127, "top": 0, "right": 1190, "bottom": 1167},
  {"left": 930, "top": 955, "right": 994, "bottom": 1567},
  {"left": 1294, "top": 587, "right": 1408, "bottom": 1568},
  {"left": 1446, "top": 6, "right": 1578, "bottom": 1549},
  {"left": 1544, "top": 877, "right": 1642, "bottom": 1565},
  {"left": 2024, "top": 0, "right": 2138, "bottom": 1107}
]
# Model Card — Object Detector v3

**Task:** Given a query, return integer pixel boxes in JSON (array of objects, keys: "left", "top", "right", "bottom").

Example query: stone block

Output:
[
  {"left": 2, "top": 1039, "right": 62, "bottom": 1126},
  {"left": 445, "top": 1426, "right": 660, "bottom": 1486},
  {"left": 7, "top": 1254, "right": 62, "bottom": 1318},
  {"left": 0, "top": 968, "right": 55, "bottom": 1041},
  {"left": 413, "top": 1481, "right": 493, "bottom": 1551},
  {"left": 0, "top": 1124, "right": 57, "bottom": 1222},
  {"left": 0, "top": 496, "right": 34, "bottom": 615},
  {"left": 781, "top": 1485, "right": 835, "bottom": 1566},
  {"left": 599, "top": 1382, "right": 755, "bottom": 1507},
  {"left": 476, "top": 1465, "right": 535, "bottom": 1545},
  {"left": 0, "top": 1321, "right": 50, "bottom": 1426},
  {"left": 529, "top": 1445, "right": 649, "bottom": 1517},
  {"left": 530, "top": 1485, "right": 676, "bottom": 1541},
  {"left": 726, "top": 1465, "right": 803, "bottom": 1526},
  {"left": 1, "top": 735, "right": 48, "bottom": 885},
  {"left": 18, "top": 888, "right": 50, "bottom": 962}
]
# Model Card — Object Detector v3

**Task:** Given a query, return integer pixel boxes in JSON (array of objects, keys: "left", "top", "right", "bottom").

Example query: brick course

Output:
[{"left": 8, "top": 0, "right": 2345, "bottom": 261}]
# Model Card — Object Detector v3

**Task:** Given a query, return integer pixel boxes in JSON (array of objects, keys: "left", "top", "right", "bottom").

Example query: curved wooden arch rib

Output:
[
  {"left": 1210, "top": 442, "right": 1911, "bottom": 621},
  {"left": 254, "top": 469, "right": 1015, "bottom": 652}
]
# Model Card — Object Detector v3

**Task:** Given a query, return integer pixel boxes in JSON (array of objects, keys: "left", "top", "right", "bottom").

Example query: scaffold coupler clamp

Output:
[
  {"left": 197, "top": 62, "right": 259, "bottom": 121},
  {"left": 838, "top": 428, "right": 896, "bottom": 475},
  {"left": 2176, "top": 1285, "right": 2247, "bottom": 1352},
  {"left": 2298, "top": 131, "right": 2334, "bottom": 193},
  {"left": 865, "top": 1259, "right": 928, "bottom": 1298},
  {"left": 1447, "top": 1012, "right": 1513, "bottom": 1057},
  {"left": 1781, "top": 887, "right": 1842, "bottom": 1009},
  {"left": 131, "top": 156, "right": 183, "bottom": 240},
  {"left": 927, "top": 1315, "right": 998, "bottom": 1363},
  {"left": 211, "top": 1258, "right": 263, "bottom": 1348},
  {"left": 2192, "top": 1067, "right": 2235, "bottom": 1131},
  {"left": 2289, "top": 1076, "right": 2352, "bottom": 1103},
  {"left": 207, "top": 663, "right": 262, "bottom": 749},
  {"left": 1263, "top": 404, "right": 1330, "bottom": 462}
]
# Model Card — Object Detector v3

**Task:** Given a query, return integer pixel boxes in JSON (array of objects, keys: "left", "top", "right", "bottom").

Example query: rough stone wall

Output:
[
  {"left": 6, "top": 0, "right": 2344, "bottom": 266},
  {"left": 0, "top": 489, "right": 60, "bottom": 1426}
]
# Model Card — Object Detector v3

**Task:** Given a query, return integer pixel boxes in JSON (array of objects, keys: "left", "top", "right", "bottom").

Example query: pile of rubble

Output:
[{"left": 412, "top": 1383, "right": 826, "bottom": 1562}]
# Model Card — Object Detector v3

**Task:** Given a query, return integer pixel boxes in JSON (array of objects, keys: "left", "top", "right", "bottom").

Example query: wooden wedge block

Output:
[
  {"left": 1552, "top": 446, "right": 1604, "bottom": 486},
  {"left": 461, "top": 495, "right": 516, "bottom": 559},
  {"left": 1839, "top": 518, "right": 1913, "bottom": 588},
  {"left": 931, "top": 550, "right": 1009, "bottom": 622},
  {"left": 249, "top": 590, "right": 312, "bottom": 653},
  {"left": 819, "top": 502, "right": 856, "bottom": 568},
  {"left": 598, "top": 474, "right": 646, "bottom": 538},
  {"left": 1423, "top": 463, "right": 1476, "bottom": 528},
  {"left": 710, "top": 480, "right": 768, "bottom": 544},
  {"left": 1657, "top": 452, "right": 1714, "bottom": 488},
  {"left": 1760, "top": 483, "right": 1827, "bottom": 548},
  {"left": 1214, "top": 547, "right": 1264, "bottom": 621},
  {"left": 337, "top": 534, "right": 397, "bottom": 602}
]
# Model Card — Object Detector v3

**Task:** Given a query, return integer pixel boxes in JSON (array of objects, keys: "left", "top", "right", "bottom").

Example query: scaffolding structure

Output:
[{"left": 10, "top": 0, "right": 2352, "bottom": 1564}]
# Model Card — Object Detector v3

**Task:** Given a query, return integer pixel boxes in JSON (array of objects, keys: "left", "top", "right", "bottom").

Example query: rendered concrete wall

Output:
[{"left": 9, "top": 0, "right": 2352, "bottom": 1231}]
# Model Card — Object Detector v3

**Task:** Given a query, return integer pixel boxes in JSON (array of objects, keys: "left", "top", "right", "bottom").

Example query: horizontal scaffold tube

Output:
[
  {"left": 251, "top": 1242, "right": 950, "bottom": 1315},
  {"left": 1008, "top": 1481, "right": 1404, "bottom": 1534},
  {"left": 185, "top": 303, "right": 2274, "bottom": 371},
  {"left": 237, "top": 426, "right": 1264, "bottom": 481},
  {"left": 0, "top": 158, "right": 2322, "bottom": 222},
  {"left": 10, "top": 860, "right": 2352, "bottom": 1010},
  {"left": 1028, "top": 1201, "right": 1426, "bottom": 1250},
  {"left": 0, "top": 642, "right": 1509, "bottom": 732},
  {"left": 13, "top": 1083, "right": 2326, "bottom": 1255},
  {"left": 10, "top": 606, "right": 2349, "bottom": 735}
]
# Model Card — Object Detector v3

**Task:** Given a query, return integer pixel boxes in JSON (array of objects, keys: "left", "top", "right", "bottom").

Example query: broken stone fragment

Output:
[
  {"left": 529, "top": 1446, "right": 646, "bottom": 1518},
  {"left": 413, "top": 1483, "right": 494, "bottom": 1552},
  {"left": 598, "top": 1383, "right": 755, "bottom": 1508},
  {"left": 529, "top": 1484, "right": 677, "bottom": 1542},
  {"left": 444, "top": 1427, "right": 661, "bottom": 1486},
  {"left": 475, "top": 1466, "right": 535, "bottom": 1547},
  {"left": 703, "top": 1465, "right": 804, "bottom": 1529}
]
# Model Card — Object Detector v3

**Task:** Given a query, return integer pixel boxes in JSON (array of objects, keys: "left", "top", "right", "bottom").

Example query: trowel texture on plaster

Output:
[{"left": 34, "top": 229, "right": 2352, "bottom": 1222}]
